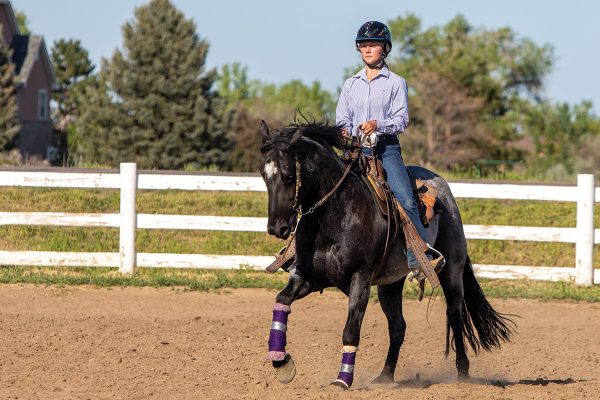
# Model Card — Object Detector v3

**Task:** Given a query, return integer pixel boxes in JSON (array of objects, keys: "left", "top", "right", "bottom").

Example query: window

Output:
[{"left": 38, "top": 90, "right": 48, "bottom": 120}]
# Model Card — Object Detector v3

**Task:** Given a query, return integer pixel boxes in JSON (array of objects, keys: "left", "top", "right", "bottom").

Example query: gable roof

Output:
[
  {"left": 2, "top": 0, "right": 56, "bottom": 89},
  {"left": 10, "top": 35, "right": 56, "bottom": 89},
  {"left": 10, "top": 34, "right": 33, "bottom": 75},
  {"left": 0, "top": 0, "right": 20, "bottom": 37}
]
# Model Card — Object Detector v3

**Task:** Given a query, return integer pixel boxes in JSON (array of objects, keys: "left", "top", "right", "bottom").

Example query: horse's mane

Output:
[{"left": 261, "top": 120, "right": 346, "bottom": 156}]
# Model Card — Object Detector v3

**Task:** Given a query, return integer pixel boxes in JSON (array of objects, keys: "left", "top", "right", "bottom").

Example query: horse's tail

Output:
[{"left": 446, "top": 256, "right": 516, "bottom": 356}]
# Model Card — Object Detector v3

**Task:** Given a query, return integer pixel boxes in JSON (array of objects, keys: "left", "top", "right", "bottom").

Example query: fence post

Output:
[
  {"left": 119, "top": 163, "right": 137, "bottom": 274},
  {"left": 575, "top": 174, "right": 595, "bottom": 285}
]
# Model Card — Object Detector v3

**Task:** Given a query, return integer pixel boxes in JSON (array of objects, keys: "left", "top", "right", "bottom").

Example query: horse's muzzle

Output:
[
  {"left": 268, "top": 223, "right": 292, "bottom": 239},
  {"left": 267, "top": 214, "right": 296, "bottom": 240}
]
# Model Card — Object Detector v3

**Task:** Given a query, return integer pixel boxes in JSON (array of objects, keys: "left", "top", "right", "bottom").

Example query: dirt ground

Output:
[{"left": 1, "top": 285, "right": 599, "bottom": 400}]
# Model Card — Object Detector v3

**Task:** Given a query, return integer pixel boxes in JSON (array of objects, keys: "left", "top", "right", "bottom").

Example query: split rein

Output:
[{"left": 292, "top": 156, "right": 355, "bottom": 216}]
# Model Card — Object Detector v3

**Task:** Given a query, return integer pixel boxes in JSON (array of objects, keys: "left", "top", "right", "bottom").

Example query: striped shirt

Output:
[{"left": 336, "top": 65, "right": 409, "bottom": 137}]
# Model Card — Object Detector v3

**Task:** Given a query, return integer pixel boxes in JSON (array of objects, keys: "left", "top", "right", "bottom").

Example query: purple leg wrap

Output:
[
  {"left": 335, "top": 351, "right": 356, "bottom": 388},
  {"left": 267, "top": 303, "right": 291, "bottom": 361}
]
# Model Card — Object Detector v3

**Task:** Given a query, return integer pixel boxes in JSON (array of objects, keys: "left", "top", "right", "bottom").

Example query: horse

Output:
[{"left": 259, "top": 120, "right": 515, "bottom": 389}]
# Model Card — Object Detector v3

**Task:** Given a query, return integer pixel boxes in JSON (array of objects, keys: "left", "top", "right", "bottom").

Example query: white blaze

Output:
[{"left": 264, "top": 161, "right": 279, "bottom": 180}]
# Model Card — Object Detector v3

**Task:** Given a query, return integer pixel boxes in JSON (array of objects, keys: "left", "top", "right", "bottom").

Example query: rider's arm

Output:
[
  {"left": 376, "top": 77, "right": 409, "bottom": 135},
  {"left": 336, "top": 79, "right": 354, "bottom": 136}
]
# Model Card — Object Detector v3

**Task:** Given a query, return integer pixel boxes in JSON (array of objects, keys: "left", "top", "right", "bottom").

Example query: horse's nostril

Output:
[{"left": 279, "top": 226, "right": 290, "bottom": 238}]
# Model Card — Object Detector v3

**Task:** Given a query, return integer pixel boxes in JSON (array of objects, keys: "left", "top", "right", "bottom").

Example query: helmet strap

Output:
[{"left": 363, "top": 58, "right": 386, "bottom": 69}]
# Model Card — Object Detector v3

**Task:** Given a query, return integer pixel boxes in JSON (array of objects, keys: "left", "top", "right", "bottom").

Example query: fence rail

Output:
[{"left": 0, "top": 164, "right": 598, "bottom": 285}]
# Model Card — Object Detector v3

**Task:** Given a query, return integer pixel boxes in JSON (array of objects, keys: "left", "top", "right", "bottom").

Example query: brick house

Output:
[{"left": 1, "top": 0, "right": 56, "bottom": 161}]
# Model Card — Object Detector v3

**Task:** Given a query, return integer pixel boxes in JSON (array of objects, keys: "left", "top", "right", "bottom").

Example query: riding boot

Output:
[{"left": 407, "top": 245, "right": 446, "bottom": 283}]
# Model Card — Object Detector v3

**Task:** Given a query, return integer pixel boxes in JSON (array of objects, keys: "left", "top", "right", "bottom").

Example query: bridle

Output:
[{"left": 291, "top": 156, "right": 355, "bottom": 217}]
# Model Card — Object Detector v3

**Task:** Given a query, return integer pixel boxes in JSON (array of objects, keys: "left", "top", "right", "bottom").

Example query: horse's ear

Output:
[
  {"left": 260, "top": 120, "right": 271, "bottom": 144},
  {"left": 289, "top": 129, "right": 303, "bottom": 146}
]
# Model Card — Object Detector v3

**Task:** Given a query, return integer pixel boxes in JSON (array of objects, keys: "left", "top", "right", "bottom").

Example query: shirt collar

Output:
[{"left": 353, "top": 64, "right": 390, "bottom": 81}]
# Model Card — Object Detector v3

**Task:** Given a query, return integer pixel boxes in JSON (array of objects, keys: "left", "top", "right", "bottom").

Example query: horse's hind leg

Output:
[
  {"left": 439, "top": 267, "right": 470, "bottom": 379},
  {"left": 372, "top": 277, "right": 407, "bottom": 384}
]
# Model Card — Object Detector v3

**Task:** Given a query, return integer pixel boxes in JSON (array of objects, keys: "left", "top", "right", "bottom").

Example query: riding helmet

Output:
[{"left": 355, "top": 21, "right": 392, "bottom": 54}]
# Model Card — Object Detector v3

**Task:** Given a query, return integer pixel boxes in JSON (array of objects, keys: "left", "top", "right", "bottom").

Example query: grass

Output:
[{"left": 1, "top": 265, "right": 599, "bottom": 302}]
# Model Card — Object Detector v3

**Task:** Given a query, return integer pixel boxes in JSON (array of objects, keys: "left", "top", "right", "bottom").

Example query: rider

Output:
[{"left": 335, "top": 21, "right": 445, "bottom": 280}]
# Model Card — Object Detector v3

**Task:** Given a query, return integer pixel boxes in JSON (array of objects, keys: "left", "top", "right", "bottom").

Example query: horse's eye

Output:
[{"left": 284, "top": 175, "right": 295, "bottom": 185}]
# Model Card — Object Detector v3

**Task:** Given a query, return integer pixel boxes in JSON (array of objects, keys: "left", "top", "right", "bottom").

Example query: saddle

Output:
[{"left": 362, "top": 156, "right": 439, "bottom": 227}]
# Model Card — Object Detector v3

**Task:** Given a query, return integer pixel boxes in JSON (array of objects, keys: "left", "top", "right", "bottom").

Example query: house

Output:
[{"left": 1, "top": 0, "right": 56, "bottom": 161}]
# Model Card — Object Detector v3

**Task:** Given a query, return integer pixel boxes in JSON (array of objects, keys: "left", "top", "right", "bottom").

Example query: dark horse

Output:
[{"left": 260, "top": 121, "right": 514, "bottom": 389}]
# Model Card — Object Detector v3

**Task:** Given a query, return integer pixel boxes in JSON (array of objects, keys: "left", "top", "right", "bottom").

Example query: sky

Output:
[{"left": 15, "top": 0, "right": 600, "bottom": 113}]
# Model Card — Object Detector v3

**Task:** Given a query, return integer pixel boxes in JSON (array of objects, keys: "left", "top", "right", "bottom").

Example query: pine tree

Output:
[
  {"left": 75, "top": 0, "right": 232, "bottom": 169},
  {"left": 51, "top": 39, "right": 95, "bottom": 129},
  {"left": 0, "top": 38, "right": 20, "bottom": 150}
]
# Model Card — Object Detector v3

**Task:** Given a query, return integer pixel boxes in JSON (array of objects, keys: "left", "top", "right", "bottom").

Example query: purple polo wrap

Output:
[
  {"left": 267, "top": 303, "right": 291, "bottom": 361},
  {"left": 336, "top": 351, "right": 357, "bottom": 387}
]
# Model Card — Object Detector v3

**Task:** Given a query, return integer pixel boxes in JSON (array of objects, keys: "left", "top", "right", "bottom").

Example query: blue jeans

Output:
[{"left": 363, "top": 135, "right": 429, "bottom": 267}]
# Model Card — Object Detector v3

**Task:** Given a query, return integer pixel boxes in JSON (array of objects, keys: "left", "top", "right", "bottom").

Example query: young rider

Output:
[{"left": 336, "top": 21, "right": 445, "bottom": 280}]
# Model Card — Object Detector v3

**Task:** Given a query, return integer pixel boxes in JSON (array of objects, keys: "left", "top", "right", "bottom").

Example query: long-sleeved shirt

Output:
[{"left": 336, "top": 65, "right": 409, "bottom": 137}]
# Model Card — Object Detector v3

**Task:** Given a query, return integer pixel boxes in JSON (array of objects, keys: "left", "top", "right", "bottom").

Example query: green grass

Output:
[
  {"left": 1, "top": 265, "right": 599, "bottom": 302},
  {"left": 0, "top": 265, "right": 288, "bottom": 291}
]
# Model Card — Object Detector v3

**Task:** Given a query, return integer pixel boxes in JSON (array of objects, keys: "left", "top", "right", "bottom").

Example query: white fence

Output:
[{"left": 0, "top": 163, "right": 598, "bottom": 285}]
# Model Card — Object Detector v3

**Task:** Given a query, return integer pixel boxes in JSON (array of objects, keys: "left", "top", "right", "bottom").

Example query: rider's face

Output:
[{"left": 358, "top": 42, "right": 384, "bottom": 64}]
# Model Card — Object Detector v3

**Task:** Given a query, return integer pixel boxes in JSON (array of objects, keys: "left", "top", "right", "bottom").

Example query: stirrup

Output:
[{"left": 408, "top": 247, "right": 446, "bottom": 283}]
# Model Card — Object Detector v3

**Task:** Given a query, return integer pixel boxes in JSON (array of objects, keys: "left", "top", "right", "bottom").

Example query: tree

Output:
[
  {"left": 256, "top": 80, "right": 335, "bottom": 122},
  {"left": 15, "top": 10, "right": 29, "bottom": 34},
  {"left": 217, "top": 63, "right": 335, "bottom": 172},
  {"left": 405, "top": 70, "right": 492, "bottom": 169},
  {"left": 51, "top": 39, "right": 95, "bottom": 130},
  {"left": 74, "top": 0, "right": 232, "bottom": 170},
  {"left": 0, "top": 36, "right": 19, "bottom": 150},
  {"left": 519, "top": 100, "right": 600, "bottom": 177},
  {"left": 385, "top": 14, "right": 555, "bottom": 170},
  {"left": 218, "top": 62, "right": 254, "bottom": 108}
]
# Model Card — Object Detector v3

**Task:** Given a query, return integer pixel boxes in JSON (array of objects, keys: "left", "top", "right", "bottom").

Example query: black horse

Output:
[{"left": 260, "top": 121, "right": 514, "bottom": 389}]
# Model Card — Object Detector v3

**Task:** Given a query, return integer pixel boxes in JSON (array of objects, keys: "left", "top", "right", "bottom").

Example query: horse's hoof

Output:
[
  {"left": 372, "top": 374, "right": 394, "bottom": 384},
  {"left": 330, "top": 379, "right": 350, "bottom": 390},
  {"left": 273, "top": 354, "right": 296, "bottom": 384},
  {"left": 457, "top": 371, "right": 470, "bottom": 382}
]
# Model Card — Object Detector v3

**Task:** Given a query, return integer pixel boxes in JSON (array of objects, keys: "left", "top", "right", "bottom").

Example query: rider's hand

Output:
[{"left": 359, "top": 120, "right": 377, "bottom": 135}]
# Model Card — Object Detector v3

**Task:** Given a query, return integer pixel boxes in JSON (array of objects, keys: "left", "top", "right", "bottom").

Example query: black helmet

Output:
[{"left": 355, "top": 21, "right": 392, "bottom": 54}]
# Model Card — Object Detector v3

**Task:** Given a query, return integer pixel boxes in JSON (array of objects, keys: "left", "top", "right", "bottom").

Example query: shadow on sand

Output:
[{"left": 392, "top": 374, "right": 583, "bottom": 389}]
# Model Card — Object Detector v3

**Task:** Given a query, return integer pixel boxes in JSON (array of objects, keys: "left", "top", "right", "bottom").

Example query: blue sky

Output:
[{"left": 16, "top": 0, "right": 600, "bottom": 113}]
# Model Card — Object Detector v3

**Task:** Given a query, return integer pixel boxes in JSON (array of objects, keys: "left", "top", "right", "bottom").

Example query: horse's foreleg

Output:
[
  {"left": 332, "top": 272, "right": 371, "bottom": 389},
  {"left": 372, "top": 277, "right": 406, "bottom": 384},
  {"left": 267, "top": 271, "right": 309, "bottom": 383}
]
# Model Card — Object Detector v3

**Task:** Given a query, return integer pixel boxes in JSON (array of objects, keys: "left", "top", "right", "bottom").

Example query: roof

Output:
[
  {"left": 0, "top": 0, "right": 20, "bottom": 37},
  {"left": 10, "top": 34, "right": 56, "bottom": 87}
]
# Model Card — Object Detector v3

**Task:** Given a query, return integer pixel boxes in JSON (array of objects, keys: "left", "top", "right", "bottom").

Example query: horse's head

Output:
[{"left": 259, "top": 121, "right": 303, "bottom": 239}]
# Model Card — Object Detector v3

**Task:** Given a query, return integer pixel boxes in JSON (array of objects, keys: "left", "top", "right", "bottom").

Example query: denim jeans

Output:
[{"left": 363, "top": 135, "right": 429, "bottom": 267}]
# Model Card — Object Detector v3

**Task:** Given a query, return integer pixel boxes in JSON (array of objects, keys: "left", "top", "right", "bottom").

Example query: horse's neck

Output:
[{"left": 304, "top": 154, "right": 348, "bottom": 206}]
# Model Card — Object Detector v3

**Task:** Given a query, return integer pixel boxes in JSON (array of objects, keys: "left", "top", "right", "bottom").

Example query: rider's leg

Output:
[{"left": 373, "top": 137, "right": 445, "bottom": 274}]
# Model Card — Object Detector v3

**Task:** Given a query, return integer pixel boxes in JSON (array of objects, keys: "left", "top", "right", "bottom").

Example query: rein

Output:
[{"left": 293, "top": 157, "right": 355, "bottom": 216}]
